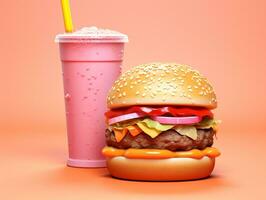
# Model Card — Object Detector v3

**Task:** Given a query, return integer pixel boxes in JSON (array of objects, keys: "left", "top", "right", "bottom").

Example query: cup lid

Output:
[{"left": 55, "top": 26, "right": 128, "bottom": 43}]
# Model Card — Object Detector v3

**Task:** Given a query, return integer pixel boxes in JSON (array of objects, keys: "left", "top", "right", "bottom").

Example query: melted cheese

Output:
[{"left": 102, "top": 146, "right": 221, "bottom": 159}]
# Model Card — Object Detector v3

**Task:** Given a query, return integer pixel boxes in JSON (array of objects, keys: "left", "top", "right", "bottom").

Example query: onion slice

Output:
[
  {"left": 108, "top": 113, "right": 145, "bottom": 125},
  {"left": 151, "top": 116, "right": 201, "bottom": 125}
]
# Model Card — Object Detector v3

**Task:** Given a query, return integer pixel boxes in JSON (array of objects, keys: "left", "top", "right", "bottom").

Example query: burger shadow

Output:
[
  {"left": 100, "top": 172, "right": 231, "bottom": 195},
  {"left": 46, "top": 166, "right": 231, "bottom": 195}
]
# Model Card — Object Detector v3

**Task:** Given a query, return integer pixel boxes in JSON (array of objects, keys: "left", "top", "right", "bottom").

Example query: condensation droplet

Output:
[{"left": 65, "top": 93, "right": 71, "bottom": 101}]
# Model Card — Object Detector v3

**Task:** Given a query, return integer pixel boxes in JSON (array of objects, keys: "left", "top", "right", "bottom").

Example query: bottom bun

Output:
[{"left": 106, "top": 156, "right": 215, "bottom": 181}]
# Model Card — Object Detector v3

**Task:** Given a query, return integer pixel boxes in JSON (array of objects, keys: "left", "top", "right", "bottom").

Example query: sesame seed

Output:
[{"left": 108, "top": 63, "right": 216, "bottom": 105}]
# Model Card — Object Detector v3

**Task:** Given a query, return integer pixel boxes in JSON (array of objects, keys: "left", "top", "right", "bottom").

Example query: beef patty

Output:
[{"left": 105, "top": 129, "right": 214, "bottom": 151}]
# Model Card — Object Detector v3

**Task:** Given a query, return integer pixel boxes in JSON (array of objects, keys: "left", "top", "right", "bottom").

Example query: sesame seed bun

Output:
[
  {"left": 107, "top": 63, "right": 217, "bottom": 109},
  {"left": 106, "top": 156, "right": 215, "bottom": 181}
]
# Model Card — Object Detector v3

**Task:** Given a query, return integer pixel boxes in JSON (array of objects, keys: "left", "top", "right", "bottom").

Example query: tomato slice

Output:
[{"left": 105, "top": 106, "right": 213, "bottom": 119}]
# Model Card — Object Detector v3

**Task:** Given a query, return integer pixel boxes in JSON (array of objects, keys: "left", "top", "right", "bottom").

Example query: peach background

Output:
[{"left": 1, "top": 0, "right": 266, "bottom": 199}]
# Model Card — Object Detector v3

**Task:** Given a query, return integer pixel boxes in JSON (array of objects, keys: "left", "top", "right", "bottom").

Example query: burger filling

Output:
[{"left": 104, "top": 106, "right": 220, "bottom": 151}]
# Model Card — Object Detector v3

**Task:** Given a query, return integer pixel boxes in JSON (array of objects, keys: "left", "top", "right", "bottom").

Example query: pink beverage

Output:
[{"left": 55, "top": 27, "right": 128, "bottom": 167}]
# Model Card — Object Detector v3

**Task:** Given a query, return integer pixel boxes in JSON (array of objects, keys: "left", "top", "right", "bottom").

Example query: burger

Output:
[{"left": 102, "top": 63, "right": 220, "bottom": 181}]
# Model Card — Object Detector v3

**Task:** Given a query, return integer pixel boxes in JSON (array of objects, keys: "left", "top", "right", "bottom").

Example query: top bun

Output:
[{"left": 107, "top": 63, "right": 217, "bottom": 109}]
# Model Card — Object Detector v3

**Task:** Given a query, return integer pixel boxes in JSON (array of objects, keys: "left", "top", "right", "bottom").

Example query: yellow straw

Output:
[{"left": 61, "top": 0, "right": 74, "bottom": 32}]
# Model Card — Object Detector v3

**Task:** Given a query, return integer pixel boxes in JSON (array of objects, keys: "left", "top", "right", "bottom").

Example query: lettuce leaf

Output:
[
  {"left": 141, "top": 118, "right": 174, "bottom": 131},
  {"left": 196, "top": 118, "right": 221, "bottom": 131},
  {"left": 174, "top": 126, "right": 198, "bottom": 140},
  {"left": 110, "top": 118, "right": 142, "bottom": 130},
  {"left": 136, "top": 118, "right": 174, "bottom": 138}
]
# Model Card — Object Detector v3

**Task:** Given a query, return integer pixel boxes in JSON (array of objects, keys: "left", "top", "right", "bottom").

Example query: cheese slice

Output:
[
  {"left": 113, "top": 125, "right": 142, "bottom": 142},
  {"left": 136, "top": 122, "right": 161, "bottom": 138},
  {"left": 113, "top": 128, "right": 127, "bottom": 142},
  {"left": 127, "top": 125, "right": 142, "bottom": 136}
]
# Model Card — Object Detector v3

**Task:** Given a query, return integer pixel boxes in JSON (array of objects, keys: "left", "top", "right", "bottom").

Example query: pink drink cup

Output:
[{"left": 57, "top": 34, "right": 127, "bottom": 168}]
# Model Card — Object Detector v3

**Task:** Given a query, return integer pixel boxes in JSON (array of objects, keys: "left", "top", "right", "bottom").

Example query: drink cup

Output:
[{"left": 55, "top": 27, "right": 128, "bottom": 167}]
